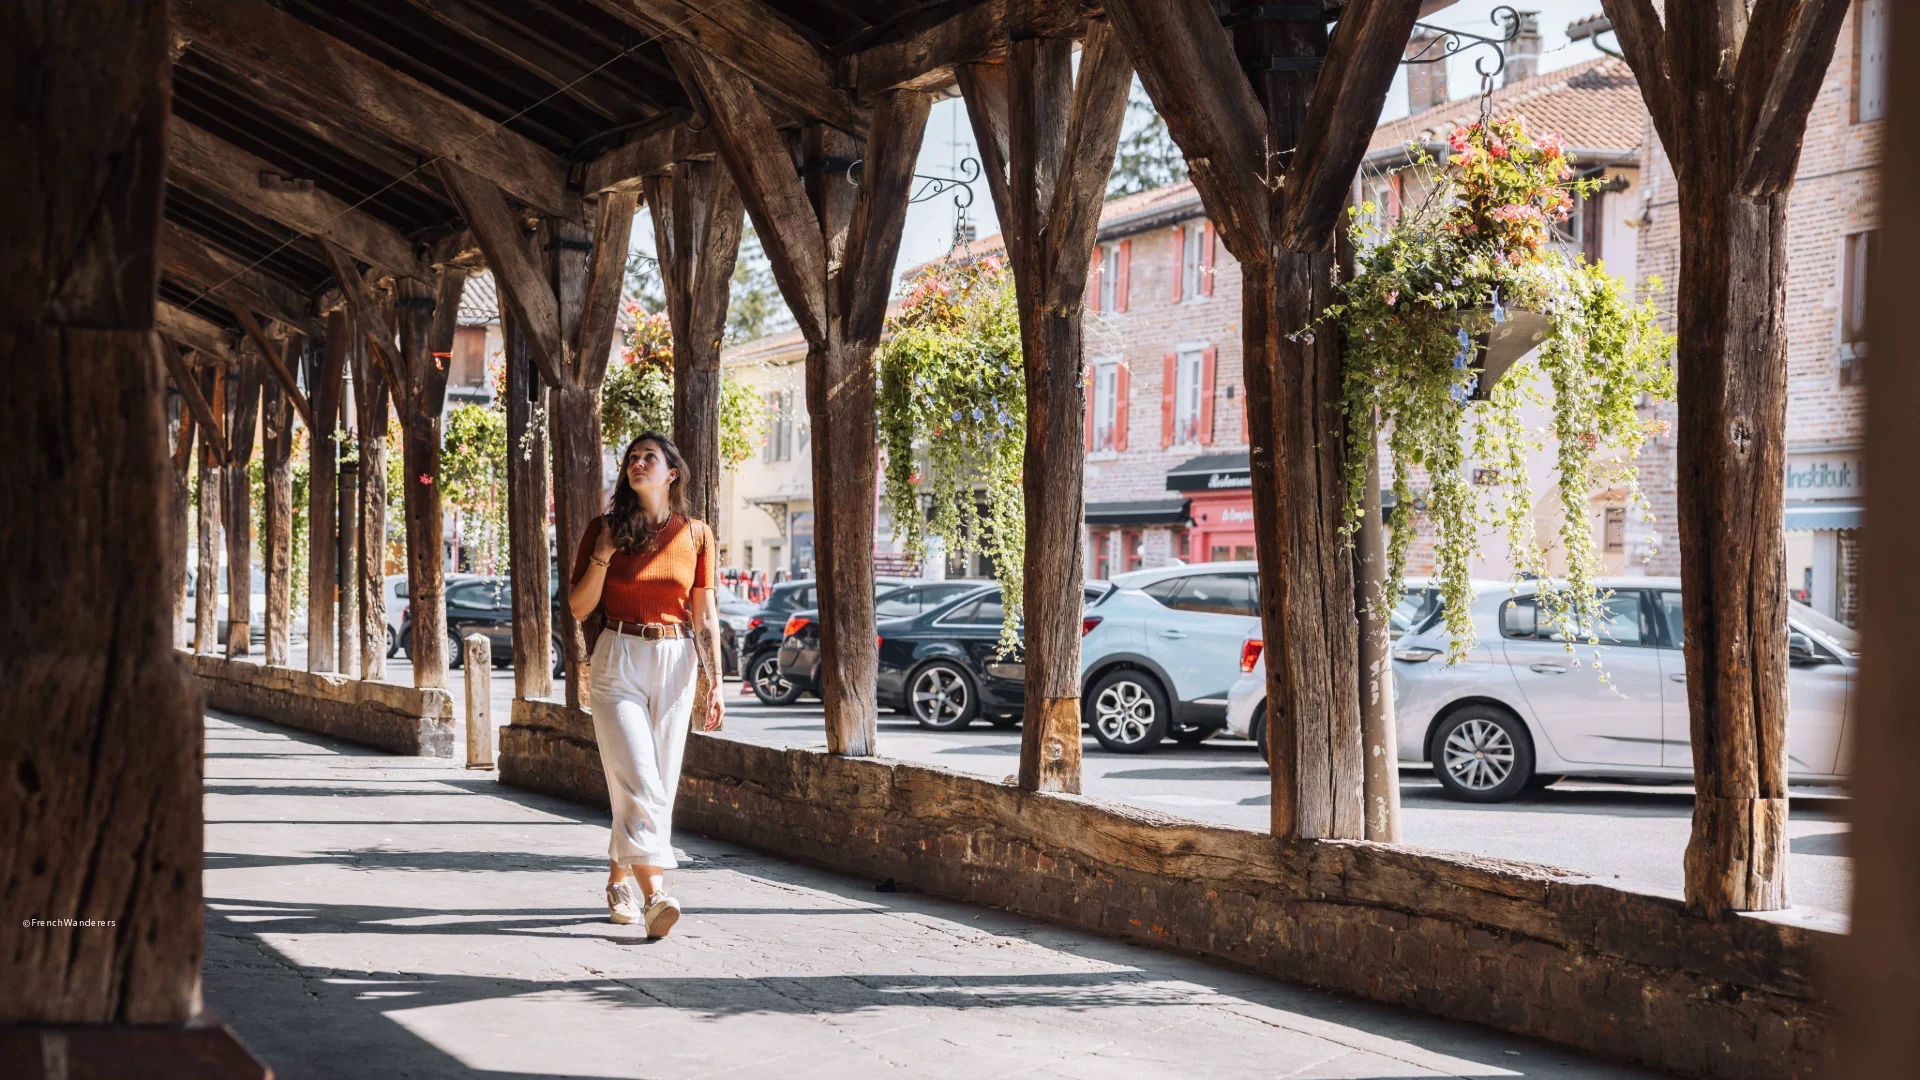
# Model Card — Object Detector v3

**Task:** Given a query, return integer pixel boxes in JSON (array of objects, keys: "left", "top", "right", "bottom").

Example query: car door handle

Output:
[
  {"left": 1669, "top": 672, "right": 1687, "bottom": 683},
  {"left": 1160, "top": 629, "right": 1187, "bottom": 639},
  {"left": 1529, "top": 662, "right": 1569, "bottom": 674}
]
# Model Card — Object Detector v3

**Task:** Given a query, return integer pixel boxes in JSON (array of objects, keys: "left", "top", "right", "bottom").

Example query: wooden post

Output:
[
  {"left": 306, "top": 315, "right": 347, "bottom": 672},
  {"left": 351, "top": 320, "right": 391, "bottom": 682},
  {"left": 1107, "top": 0, "right": 1420, "bottom": 838},
  {"left": 503, "top": 310, "right": 553, "bottom": 700},
  {"left": 671, "top": 41, "right": 929, "bottom": 755},
  {"left": 166, "top": 382, "right": 195, "bottom": 648},
  {"left": 1600, "top": 0, "right": 1851, "bottom": 914},
  {"left": 396, "top": 271, "right": 465, "bottom": 688},
  {"left": 464, "top": 633, "right": 494, "bottom": 769},
  {"left": 1357, "top": 428, "right": 1400, "bottom": 841},
  {"left": 260, "top": 343, "right": 295, "bottom": 667},
  {"left": 0, "top": 0, "right": 204, "bottom": 1026},
  {"left": 649, "top": 160, "right": 745, "bottom": 524},
  {"left": 337, "top": 453, "right": 361, "bottom": 679},
  {"left": 224, "top": 347, "right": 263, "bottom": 659},
  {"left": 958, "top": 23, "right": 1130, "bottom": 793},
  {"left": 1841, "top": 1, "right": 1920, "bottom": 1066},
  {"left": 195, "top": 363, "right": 225, "bottom": 655}
]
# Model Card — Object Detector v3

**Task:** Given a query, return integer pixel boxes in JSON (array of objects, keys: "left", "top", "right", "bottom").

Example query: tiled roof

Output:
[
  {"left": 1369, "top": 57, "right": 1646, "bottom": 160},
  {"left": 458, "top": 271, "right": 499, "bottom": 324}
]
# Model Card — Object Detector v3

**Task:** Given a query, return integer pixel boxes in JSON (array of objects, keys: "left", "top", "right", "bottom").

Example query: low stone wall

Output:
[
  {"left": 185, "top": 651, "right": 454, "bottom": 757},
  {"left": 497, "top": 702, "right": 1838, "bottom": 1080}
]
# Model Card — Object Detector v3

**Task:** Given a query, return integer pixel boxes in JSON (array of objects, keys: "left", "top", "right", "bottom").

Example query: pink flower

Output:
[
  {"left": 1448, "top": 126, "right": 1470, "bottom": 152},
  {"left": 1385, "top": 290, "right": 1399, "bottom": 307},
  {"left": 419, "top": 474, "right": 434, "bottom": 486}
]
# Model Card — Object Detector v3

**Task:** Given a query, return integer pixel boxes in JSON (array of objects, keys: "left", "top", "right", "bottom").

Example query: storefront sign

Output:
[
  {"left": 1206, "top": 471, "right": 1252, "bottom": 489},
  {"left": 1217, "top": 506, "right": 1254, "bottom": 523},
  {"left": 1785, "top": 451, "right": 1865, "bottom": 500}
]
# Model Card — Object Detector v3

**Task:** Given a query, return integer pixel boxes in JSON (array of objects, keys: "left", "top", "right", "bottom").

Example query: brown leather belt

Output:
[{"left": 602, "top": 619, "right": 687, "bottom": 640}]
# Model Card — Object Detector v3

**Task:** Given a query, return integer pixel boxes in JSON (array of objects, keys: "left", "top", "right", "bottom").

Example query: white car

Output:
[{"left": 1227, "top": 577, "right": 1856, "bottom": 801}]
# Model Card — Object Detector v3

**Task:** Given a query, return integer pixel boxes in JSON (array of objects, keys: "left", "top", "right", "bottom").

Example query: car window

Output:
[
  {"left": 448, "top": 580, "right": 507, "bottom": 609},
  {"left": 1140, "top": 577, "right": 1187, "bottom": 606},
  {"left": 1503, "top": 592, "right": 1651, "bottom": 646},
  {"left": 926, "top": 583, "right": 979, "bottom": 604},
  {"left": 1659, "top": 591, "right": 1684, "bottom": 648},
  {"left": 1148, "top": 573, "right": 1258, "bottom": 616},
  {"left": 875, "top": 588, "right": 922, "bottom": 619},
  {"left": 1390, "top": 589, "right": 1439, "bottom": 638},
  {"left": 940, "top": 592, "right": 1004, "bottom": 626}
]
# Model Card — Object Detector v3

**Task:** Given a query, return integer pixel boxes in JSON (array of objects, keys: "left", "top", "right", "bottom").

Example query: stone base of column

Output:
[{"left": 0, "top": 1022, "right": 269, "bottom": 1079}]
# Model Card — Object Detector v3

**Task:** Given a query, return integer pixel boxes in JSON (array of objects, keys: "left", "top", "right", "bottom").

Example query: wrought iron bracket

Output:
[{"left": 1403, "top": 5, "right": 1521, "bottom": 81}]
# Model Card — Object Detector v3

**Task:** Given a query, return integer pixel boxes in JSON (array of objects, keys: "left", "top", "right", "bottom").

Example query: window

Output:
[
  {"left": 1858, "top": 0, "right": 1887, "bottom": 122},
  {"left": 1100, "top": 243, "right": 1119, "bottom": 311},
  {"left": 1659, "top": 591, "right": 1684, "bottom": 648},
  {"left": 1390, "top": 589, "right": 1440, "bottom": 638},
  {"left": 876, "top": 588, "right": 923, "bottom": 619},
  {"left": 762, "top": 390, "right": 794, "bottom": 462},
  {"left": 1180, "top": 221, "right": 1206, "bottom": 299},
  {"left": 1603, "top": 507, "right": 1626, "bottom": 553},
  {"left": 446, "top": 581, "right": 497, "bottom": 609},
  {"left": 1125, "top": 530, "right": 1144, "bottom": 572},
  {"left": 1092, "top": 531, "right": 1113, "bottom": 580},
  {"left": 1143, "top": 573, "right": 1258, "bottom": 616},
  {"left": 1841, "top": 230, "right": 1876, "bottom": 384},
  {"left": 1501, "top": 592, "right": 1651, "bottom": 647},
  {"left": 1092, "top": 361, "right": 1119, "bottom": 450},
  {"left": 1174, "top": 349, "right": 1204, "bottom": 444},
  {"left": 942, "top": 592, "right": 1004, "bottom": 626}
]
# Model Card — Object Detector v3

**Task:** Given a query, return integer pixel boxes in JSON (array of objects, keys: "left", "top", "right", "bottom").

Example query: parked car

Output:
[
  {"left": 1226, "top": 581, "right": 1442, "bottom": 758},
  {"left": 776, "top": 580, "right": 991, "bottom": 696},
  {"left": 397, "top": 574, "right": 565, "bottom": 676},
  {"left": 185, "top": 564, "right": 309, "bottom": 646},
  {"left": 1227, "top": 578, "right": 1855, "bottom": 801},
  {"left": 383, "top": 574, "right": 408, "bottom": 656},
  {"left": 1076, "top": 562, "right": 1265, "bottom": 753},
  {"left": 874, "top": 584, "right": 1111, "bottom": 729},
  {"left": 741, "top": 576, "right": 908, "bottom": 705},
  {"left": 713, "top": 583, "right": 758, "bottom": 677}
]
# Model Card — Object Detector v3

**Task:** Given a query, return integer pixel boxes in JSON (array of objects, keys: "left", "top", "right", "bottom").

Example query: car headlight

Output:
[{"left": 1392, "top": 644, "right": 1443, "bottom": 662}]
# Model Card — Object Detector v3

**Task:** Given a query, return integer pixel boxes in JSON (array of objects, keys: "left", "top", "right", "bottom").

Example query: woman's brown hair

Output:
[{"left": 606, "top": 431, "right": 690, "bottom": 554}]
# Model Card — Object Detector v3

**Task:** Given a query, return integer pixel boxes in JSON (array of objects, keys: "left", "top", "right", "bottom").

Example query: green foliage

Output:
[
  {"left": 1315, "top": 117, "right": 1675, "bottom": 661},
  {"left": 1108, "top": 78, "right": 1189, "bottom": 199},
  {"left": 878, "top": 258, "right": 1025, "bottom": 646},
  {"left": 604, "top": 308, "right": 766, "bottom": 469},
  {"left": 442, "top": 403, "right": 509, "bottom": 574}
]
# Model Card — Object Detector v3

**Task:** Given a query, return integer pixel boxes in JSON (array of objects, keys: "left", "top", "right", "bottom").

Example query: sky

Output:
[{"left": 630, "top": 1, "right": 1614, "bottom": 328}]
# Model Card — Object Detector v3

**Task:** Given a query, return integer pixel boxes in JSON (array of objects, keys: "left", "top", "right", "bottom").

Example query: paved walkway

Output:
[{"left": 203, "top": 711, "right": 1668, "bottom": 1079}]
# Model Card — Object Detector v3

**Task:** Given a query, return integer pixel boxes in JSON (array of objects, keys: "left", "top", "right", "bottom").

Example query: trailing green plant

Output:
[
  {"left": 878, "top": 257, "right": 1024, "bottom": 646},
  {"left": 604, "top": 307, "right": 765, "bottom": 468},
  {"left": 1309, "top": 116, "right": 1675, "bottom": 661},
  {"left": 442, "top": 402, "right": 509, "bottom": 574}
]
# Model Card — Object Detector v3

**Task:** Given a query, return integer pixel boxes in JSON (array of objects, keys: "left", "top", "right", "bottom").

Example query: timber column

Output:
[
  {"left": 306, "top": 316, "right": 348, "bottom": 673},
  {"left": 503, "top": 311, "right": 552, "bottom": 700},
  {"left": 224, "top": 345, "right": 263, "bottom": 659}
]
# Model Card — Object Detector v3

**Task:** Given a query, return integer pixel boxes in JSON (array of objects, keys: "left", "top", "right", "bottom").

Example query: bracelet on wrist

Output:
[{"left": 591, "top": 556, "right": 610, "bottom": 568}]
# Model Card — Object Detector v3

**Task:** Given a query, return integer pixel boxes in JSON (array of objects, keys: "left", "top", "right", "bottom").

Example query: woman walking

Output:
[{"left": 568, "top": 432, "right": 725, "bottom": 937}]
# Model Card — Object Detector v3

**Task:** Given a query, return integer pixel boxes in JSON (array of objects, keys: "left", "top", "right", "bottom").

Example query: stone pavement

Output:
[{"left": 203, "top": 711, "right": 1669, "bottom": 1079}]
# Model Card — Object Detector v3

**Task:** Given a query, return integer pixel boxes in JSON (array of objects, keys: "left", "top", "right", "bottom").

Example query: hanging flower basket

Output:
[{"left": 1308, "top": 115, "right": 1676, "bottom": 659}]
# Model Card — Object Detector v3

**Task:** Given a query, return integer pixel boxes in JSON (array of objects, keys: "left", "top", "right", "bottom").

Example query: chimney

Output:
[
  {"left": 1504, "top": 11, "right": 1541, "bottom": 84},
  {"left": 1404, "top": 29, "right": 1449, "bottom": 112}
]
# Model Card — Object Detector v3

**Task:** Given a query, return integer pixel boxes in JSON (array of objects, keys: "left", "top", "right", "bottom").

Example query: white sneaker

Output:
[
  {"left": 607, "top": 880, "right": 641, "bottom": 925},
  {"left": 643, "top": 893, "right": 681, "bottom": 939}
]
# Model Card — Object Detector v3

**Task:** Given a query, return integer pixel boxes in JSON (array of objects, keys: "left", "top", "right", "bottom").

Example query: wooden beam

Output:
[
  {"left": 154, "top": 334, "right": 228, "bottom": 465},
  {"left": 579, "top": 0, "right": 866, "bottom": 132},
  {"left": 233, "top": 307, "right": 314, "bottom": 429},
  {"left": 437, "top": 162, "right": 569, "bottom": 388},
  {"left": 503, "top": 309, "right": 553, "bottom": 700},
  {"left": 223, "top": 347, "right": 263, "bottom": 658},
  {"left": 160, "top": 219, "right": 313, "bottom": 329},
  {"left": 667, "top": 40, "right": 829, "bottom": 346},
  {"left": 1734, "top": 0, "right": 1852, "bottom": 195},
  {"left": 1040, "top": 19, "right": 1133, "bottom": 306},
  {"left": 577, "top": 191, "right": 641, "bottom": 388},
  {"left": 581, "top": 119, "right": 714, "bottom": 195},
  {"left": 1102, "top": 0, "right": 1271, "bottom": 263},
  {"left": 170, "top": 119, "right": 423, "bottom": 281},
  {"left": 174, "top": 0, "right": 578, "bottom": 220},
  {"left": 1278, "top": 0, "right": 1426, "bottom": 250},
  {"left": 1598, "top": 0, "right": 1678, "bottom": 146},
  {"left": 845, "top": 93, "right": 934, "bottom": 347},
  {"left": 318, "top": 241, "right": 407, "bottom": 399},
  {"left": 261, "top": 356, "right": 296, "bottom": 665},
  {"left": 844, "top": 0, "right": 1085, "bottom": 97},
  {"left": 156, "top": 300, "right": 238, "bottom": 362},
  {"left": 956, "top": 63, "right": 1016, "bottom": 253}
]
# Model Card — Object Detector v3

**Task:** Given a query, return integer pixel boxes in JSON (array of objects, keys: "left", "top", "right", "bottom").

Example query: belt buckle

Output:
[{"left": 643, "top": 624, "right": 663, "bottom": 640}]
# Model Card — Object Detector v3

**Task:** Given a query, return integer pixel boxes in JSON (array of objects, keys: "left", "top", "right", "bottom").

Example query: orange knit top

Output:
[{"left": 571, "top": 515, "right": 714, "bottom": 626}]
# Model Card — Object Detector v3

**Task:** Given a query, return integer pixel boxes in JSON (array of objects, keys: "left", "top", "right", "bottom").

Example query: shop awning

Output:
[
  {"left": 1784, "top": 502, "right": 1863, "bottom": 531},
  {"left": 1166, "top": 451, "right": 1251, "bottom": 492},
  {"left": 1086, "top": 498, "right": 1192, "bottom": 527}
]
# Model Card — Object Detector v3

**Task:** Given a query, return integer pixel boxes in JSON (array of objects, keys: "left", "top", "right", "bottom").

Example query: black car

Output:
[
  {"left": 870, "top": 584, "right": 1108, "bottom": 730},
  {"left": 399, "top": 575, "right": 565, "bottom": 676},
  {"left": 777, "top": 580, "right": 991, "bottom": 697},
  {"left": 741, "top": 576, "right": 907, "bottom": 705}
]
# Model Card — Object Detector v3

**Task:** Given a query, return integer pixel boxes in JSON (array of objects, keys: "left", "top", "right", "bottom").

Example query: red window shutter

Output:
[
  {"left": 1170, "top": 226, "right": 1185, "bottom": 303},
  {"left": 1201, "top": 221, "right": 1216, "bottom": 296},
  {"left": 1088, "top": 247, "right": 1102, "bottom": 312},
  {"left": 1114, "top": 361, "right": 1130, "bottom": 451},
  {"left": 1084, "top": 363, "right": 1096, "bottom": 450},
  {"left": 1198, "top": 346, "right": 1218, "bottom": 445},
  {"left": 1160, "top": 352, "right": 1177, "bottom": 448},
  {"left": 1116, "top": 239, "right": 1131, "bottom": 312},
  {"left": 1238, "top": 377, "right": 1249, "bottom": 445}
]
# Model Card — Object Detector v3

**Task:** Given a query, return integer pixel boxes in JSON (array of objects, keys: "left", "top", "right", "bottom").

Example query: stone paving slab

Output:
[{"left": 203, "top": 711, "right": 1670, "bottom": 1080}]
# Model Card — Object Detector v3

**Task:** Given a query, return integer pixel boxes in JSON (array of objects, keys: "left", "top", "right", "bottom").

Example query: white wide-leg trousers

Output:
[{"left": 588, "top": 632, "right": 696, "bottom": 868}]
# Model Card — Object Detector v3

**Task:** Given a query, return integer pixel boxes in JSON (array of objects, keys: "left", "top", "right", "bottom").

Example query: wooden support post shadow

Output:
[
  {"left": 261, "top": 339, "right": 297, "bottom": 666},
  {"left": 443, "top": 162, "right": 635, "bottom": 707},
  {"left": 1599, "top": 0, "right": 1851, "bottom": 914},
  {"left": 669, "top": 42, "right": 930, "bottom": 755},
  {"left": 503, "top": 310, "right": 553, "bottom": 700},
  {"left": 958, "top": 19, "right": 1132, "bottom": 793},
  {"left": 396, "top": 271, "right": 467, "bottom": 689},
  {"left": 307, "top": 315, "right": 348, "bottom": 672},
  {"left": 1106, "top": 0, "right": 1421, "bottom": 838},
  {"left": 224, "top": 346, "right": 263, "bottom": 659},
  {"left": 0, "top": 0, "right": 216, "bottom": 1040}
]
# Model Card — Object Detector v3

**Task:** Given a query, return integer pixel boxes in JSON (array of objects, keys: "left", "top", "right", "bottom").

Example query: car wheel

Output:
[
  {"left": 447, "top": 631, "right": 464, "bottom": 670},
  {"left": 1087, "top": 670, "right": 1169, "bottom": 753},
  {"left": 1432, "top": 706, "right": 1535, "bottom": 803},
  {"left": 748, "top": 651, "right": 803, "bottom": 706},
  {"left": 387, "top": 625, "right": 399, "bottom": 658},
  {"left": 551, "top": 636, "right": 566, "bottom": 678},
  {"left": 908, "top": 661, "right": 978, "bottom": 730},
  {"left": 988, "top": 714, "right": 1020, "bottom": 730},
  {"left": 1251, "top": 704, "right": 1269, "bottom": 764},
  {"left": 1171, "top": 722, "right": 1215, "bottom": 745}
]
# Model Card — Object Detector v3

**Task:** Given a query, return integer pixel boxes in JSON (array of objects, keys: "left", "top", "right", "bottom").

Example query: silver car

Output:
[{"left": 1227, "top": 577, "right": 1855, "bottom": 801}]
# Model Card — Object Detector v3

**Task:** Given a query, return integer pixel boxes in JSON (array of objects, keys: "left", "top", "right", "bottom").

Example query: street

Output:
[{"left": 285, "top": 644, "right": 1853, "bottom": 919}]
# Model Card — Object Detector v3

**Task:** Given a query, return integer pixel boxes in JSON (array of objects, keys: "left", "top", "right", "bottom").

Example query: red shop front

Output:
[{"left": 1167, "top": 452, "right": 1255, "bottom": 563}]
